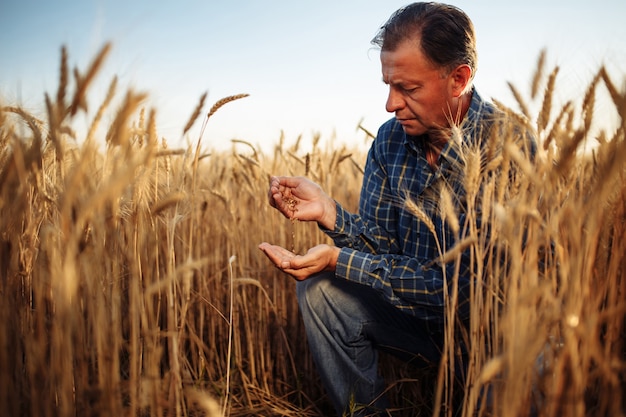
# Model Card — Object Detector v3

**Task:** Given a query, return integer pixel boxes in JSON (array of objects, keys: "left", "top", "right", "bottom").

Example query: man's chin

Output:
[
  {"left": 400, "top": 124, "right": 427, "bottom": 136},
  {"left": 396, "top": 118, "right": 427, "bottom": 136}
]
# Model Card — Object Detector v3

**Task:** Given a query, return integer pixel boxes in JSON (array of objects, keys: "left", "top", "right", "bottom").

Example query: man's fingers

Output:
[
  {"left": 259, "top": 246, "right": 282, "bottom": 268},
  {"left": 268, "top": 176, "right": 283, "bottom": 207},
  {"left": 275, "top": 176, "right": 303, "bottom": 188},
  {"left": 258, "top": 243, "right": 295, "bottom": 264},
  {"left": 259, "top": 243, "right": 314, "bottom": 281}
]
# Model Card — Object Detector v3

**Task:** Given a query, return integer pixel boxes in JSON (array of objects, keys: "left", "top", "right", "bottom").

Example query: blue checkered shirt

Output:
[{"left": 324, "top": 89, "right": 533, "bottom": 326}]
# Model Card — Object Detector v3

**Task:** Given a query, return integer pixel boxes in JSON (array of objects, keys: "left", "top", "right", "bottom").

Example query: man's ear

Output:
[{"left": 450, "top": 64, "right": 472, "bottom": 97}]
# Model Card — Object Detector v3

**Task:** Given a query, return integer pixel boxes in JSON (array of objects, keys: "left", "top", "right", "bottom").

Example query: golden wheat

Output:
[
  {"left": 0, "top": 45, "right": 624, "bottom": 417},
  {"left": 183, "top": 91, "right": 207, "bottom": 136}
]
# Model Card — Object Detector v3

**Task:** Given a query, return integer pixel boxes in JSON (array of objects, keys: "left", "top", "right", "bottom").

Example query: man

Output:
[{"left": 259, "top": 2, "right": 535, "bottom": 415}]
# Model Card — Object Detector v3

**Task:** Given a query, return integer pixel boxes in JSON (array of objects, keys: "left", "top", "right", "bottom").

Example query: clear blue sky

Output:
[{"left": 1, "top": 1, "right": 625, "bottom": 152}]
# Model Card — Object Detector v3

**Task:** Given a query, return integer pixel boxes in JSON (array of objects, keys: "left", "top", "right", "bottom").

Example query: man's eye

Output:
[{"left": 403, "top": 86, "right": 418, "bottom": 94}]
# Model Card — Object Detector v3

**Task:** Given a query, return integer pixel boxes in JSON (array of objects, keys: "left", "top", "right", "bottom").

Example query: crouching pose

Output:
[{"left": 260, "top": 3, "right": 535, "bottom": 415}]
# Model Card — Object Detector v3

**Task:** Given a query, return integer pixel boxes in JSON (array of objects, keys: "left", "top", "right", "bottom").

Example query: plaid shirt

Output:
[{"left": 325, "top": 89, "right": 530, "bottom": 326}]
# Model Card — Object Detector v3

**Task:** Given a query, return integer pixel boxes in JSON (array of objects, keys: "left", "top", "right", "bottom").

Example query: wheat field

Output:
[{"left": 1, "top": 44, "right": 625, "bottom": 417}]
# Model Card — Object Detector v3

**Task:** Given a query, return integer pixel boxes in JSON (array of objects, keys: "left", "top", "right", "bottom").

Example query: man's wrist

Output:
[
  {"left": 326, "top": 246, "right": 341, "bottom": 271},
  {"left": 320, "top": 199, "right": 337, "bottom": 231}
]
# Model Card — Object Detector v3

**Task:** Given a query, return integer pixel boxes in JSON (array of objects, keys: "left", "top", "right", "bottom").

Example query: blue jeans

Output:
[{"left": 296, "top": 272, "right": 447, "bottom": 416}]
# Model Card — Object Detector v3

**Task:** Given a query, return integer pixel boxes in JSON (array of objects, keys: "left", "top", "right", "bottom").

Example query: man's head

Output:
[
  {"left": 373, "top": 3, "right": 477, "bottom": 135},
  {"left": 372, "top": 2, "right": 477, "bottom": 80}
]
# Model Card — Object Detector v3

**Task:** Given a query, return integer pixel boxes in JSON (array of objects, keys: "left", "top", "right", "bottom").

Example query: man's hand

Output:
[
  {"left": 267, "top": 176, "right": 337, "bottom": 230},
  {"left": 258, "top": 242, "right": 340, "bottom": 281}
]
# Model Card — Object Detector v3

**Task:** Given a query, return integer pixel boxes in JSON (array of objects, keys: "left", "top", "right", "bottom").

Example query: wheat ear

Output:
[
  {"left": 183, "top": 91, "right": 207, "bottom": 135},
  {"left": 404, "top": 197, "right": 437, "bottom": 238},
  {"left": 206, "top": 94, "right": 249, "bottom": 120}
]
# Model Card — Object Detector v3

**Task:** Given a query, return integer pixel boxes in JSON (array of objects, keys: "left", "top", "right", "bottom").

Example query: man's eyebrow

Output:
[
  {"left": 382, "top": 76, "right": 401, "bottom": 85},
  {"left": 382, "top": 77, "right": 421, "bottom": 88}
]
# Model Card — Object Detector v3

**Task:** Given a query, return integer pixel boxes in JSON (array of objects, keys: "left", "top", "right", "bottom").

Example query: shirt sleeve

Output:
[
  {"left": 334, "top": 246, "right": 472, "bottom": 322},
  {"left": 322, "top": 125, "right": 473, "bottom": 322},
  {"left": 324, "top": 200, "right": 463, "bottom": 319},
  {"left": 322, "top": 137, "right": 403, "bottom": 256},
  {"left": 322, "top": 201, "right": 402, "bottom": 255}
]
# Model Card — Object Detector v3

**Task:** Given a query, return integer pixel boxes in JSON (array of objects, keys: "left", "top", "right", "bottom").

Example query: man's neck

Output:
[
  {"left": 425, "top": 91, "right": 473, "bottom": 168},
  {"left": 452, "top": 90, "right": 473, "bottom": 125},
  {"left": 424, "top": 129, "right": 448, "bottom": 168}
]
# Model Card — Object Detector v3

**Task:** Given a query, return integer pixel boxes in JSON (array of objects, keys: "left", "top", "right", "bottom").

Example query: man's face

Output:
[{"left": 381, "top": 40, "right": 458, "bottom": 136}]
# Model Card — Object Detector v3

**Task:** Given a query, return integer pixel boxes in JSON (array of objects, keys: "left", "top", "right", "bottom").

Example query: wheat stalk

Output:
[
  {"left": 464, "top": 146, "right": 482, "bottom": 202},
  {"left": 206, "top": 94, "right": 249, "bottom": 120},
  {"left": 56, "top": 45, "right": 69, "bottom": 112},
  {"left": 222, "top": 255, "right": 237, "bottom": 417},
  {"left": 404, "top": 197, "right": 437, "bottom": 238},
  {"left": 439, "top": 185, "right": 460, "bottom": 236},
  {"left": 507, "top": 81, "right": 530, "bottom": 118},
  {"left": 70, "top": 42, "right": 112, "bottom": 115},
  {"left": 183, "top": 91, "right": 207, "bottom": 135},
  {"left": 105, "top": 90, "right": 148, "bottom": 147},
  {"left": 423, "top": 236, "right": 478, "bottom": 268},
  {"left": 3, "top": 41, "right": 626, "bottom": 417},
  {"left": 537, "top": 66, "right": 559, "bottom": 132},
  {"left": 531, "top": 49, "right": 547, "bottom": 100},
  {"left": 86, "top": 76, "right": 117, "bottom": 144},
  {"left": 582, "top": 70, "right": 602, "bottom": 134},
  {"left": 151, "top": 191, "right": 186, "bottom": 215}
]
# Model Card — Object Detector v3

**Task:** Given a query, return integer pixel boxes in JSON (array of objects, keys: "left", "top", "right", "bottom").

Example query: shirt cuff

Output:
[
  {"left": 335, "top": 247, "right": 373, "bottom": 286},
  {"left": 319, "top": 201, "right": 346, "bottom": 234}
]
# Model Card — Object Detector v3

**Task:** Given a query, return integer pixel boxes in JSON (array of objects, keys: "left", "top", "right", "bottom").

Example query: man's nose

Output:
[{"left": 385, "top": 88, "right": 404, "bottom": 113}]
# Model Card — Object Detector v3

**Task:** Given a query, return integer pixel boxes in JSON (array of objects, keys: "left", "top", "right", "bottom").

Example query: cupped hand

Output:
[{"left": 258, "top": 242, "right": 340, "bottom": 281}]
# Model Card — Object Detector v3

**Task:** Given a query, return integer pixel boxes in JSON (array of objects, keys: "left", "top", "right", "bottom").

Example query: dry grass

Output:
[{"left": 0, "top": 45, "right": 625, "bottom": 417}]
